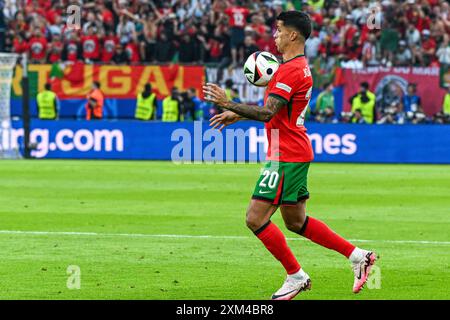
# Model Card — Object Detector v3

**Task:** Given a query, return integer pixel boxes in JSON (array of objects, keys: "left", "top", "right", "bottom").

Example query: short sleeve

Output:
[{"left": 267, "top": 67, "right": 298, "bottom": 104}]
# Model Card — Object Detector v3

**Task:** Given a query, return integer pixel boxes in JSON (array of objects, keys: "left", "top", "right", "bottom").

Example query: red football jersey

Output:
[
  {"left": 81, "top": 35, "right": 100, "bottom": 60},
  {"left": 224, "top": 7, "right": 249, "bottom": 28},
  {"left": 264, "top": 54, "right": 314, "bottom": 163},
  {"left": 125, "top": 42, "right": 140, "bottom": 63},
  {"left": 101, "top": 36, "right": 119, "bottom": 62},
  {"left": 13, "top": 39, "right": 29, "bottom": 54},
  {"left": 65, "top": 41, "right": 79, "bottom": 62},
  {"left": 48, "top": 40, "right": 63, "bottom": 63},
  {"left": 28, "top": 37, "right": 47, "bottom": 60}
]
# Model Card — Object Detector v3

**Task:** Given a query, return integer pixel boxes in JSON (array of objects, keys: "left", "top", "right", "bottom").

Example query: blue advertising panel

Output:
[{"left": 7, "top": 120, "right": 450, "bottom": 163}]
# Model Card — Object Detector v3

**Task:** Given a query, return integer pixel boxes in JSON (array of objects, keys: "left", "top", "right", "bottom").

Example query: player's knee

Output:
[
  {"left": 245, "top": 210, "right": 262, "bottom": 231},
  {"left": 284, "top": 216, "right": 306, "bottom": 234},
  {"left": 284, "top": 221, "right": 303, "bottom": 233},
  {"left": 245, "top": 215, "right": 257, "bottom": 231}
]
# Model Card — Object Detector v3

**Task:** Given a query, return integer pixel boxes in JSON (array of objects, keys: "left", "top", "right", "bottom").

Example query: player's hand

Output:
[
  {"left": 209, "top": 111, "right": 241, "bottom": 131},
  {"left": 203, "top": 83, "right": 229, "bottom": 107}
]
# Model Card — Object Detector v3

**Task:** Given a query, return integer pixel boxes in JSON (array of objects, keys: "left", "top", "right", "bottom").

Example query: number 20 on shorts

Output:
[{"left": 259, "top": 170, "right": 279, "bottom": 189}]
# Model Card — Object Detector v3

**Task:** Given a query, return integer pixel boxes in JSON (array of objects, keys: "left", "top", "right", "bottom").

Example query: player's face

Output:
[
  {"left": 273, "top": 21, "right": 296, "bottom": 53},
  {"left": 273, "top": 21, "right": 287, "bottom": 53}
]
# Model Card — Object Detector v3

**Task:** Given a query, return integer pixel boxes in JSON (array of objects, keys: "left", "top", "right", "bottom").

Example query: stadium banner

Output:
[
  {"left": 11, "top": 64, "right": 205, "bottom": 99},
  {"left": 6, "top": 120, "right": 450, "bottom": 164},
  {"left": 341, "top": 67, "right": 446, "bottom": 116}
]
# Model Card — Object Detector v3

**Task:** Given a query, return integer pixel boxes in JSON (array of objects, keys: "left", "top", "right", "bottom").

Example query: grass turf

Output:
[{"left": 0, "top": 160, "right": 449, "bottom": 300}]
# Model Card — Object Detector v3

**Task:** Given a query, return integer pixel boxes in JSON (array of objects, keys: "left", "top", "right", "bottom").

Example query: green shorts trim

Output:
[{"left": 252, "top": 161, "right": 310, "bottom": 206}]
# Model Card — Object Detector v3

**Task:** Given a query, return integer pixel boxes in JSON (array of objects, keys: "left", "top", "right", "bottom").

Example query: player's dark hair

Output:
[{"left": 276, "top": 11, "right": 312, "bottom": 40}]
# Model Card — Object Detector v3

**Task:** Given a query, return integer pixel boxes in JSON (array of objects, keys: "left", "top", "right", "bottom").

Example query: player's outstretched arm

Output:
[{"left": 203, "top": 83, "right": 284, "bottom": 122}]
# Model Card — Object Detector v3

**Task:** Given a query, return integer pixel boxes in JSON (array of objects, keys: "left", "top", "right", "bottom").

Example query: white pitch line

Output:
[{"left": 0, "top": 230, "right": 449, "bottom": 246}]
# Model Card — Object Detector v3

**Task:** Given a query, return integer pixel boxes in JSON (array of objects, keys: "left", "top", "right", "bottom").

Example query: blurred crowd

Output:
[
  {"left": 1, "top": 0, "right": 449, "bottom": 67},
  {"left": 1, "top": 0, "right": 280, "bottom": 65}
]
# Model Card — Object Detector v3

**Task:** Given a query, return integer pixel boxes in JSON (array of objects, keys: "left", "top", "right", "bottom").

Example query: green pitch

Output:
[{"left": 0, "top": 160, "right": 449, "bottom": 300}]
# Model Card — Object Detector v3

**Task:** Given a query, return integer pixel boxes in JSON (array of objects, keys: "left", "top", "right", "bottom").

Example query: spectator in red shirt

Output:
[
  {"left": 125, "top": 39, "right": 140, "bottom": 64},
  {"left": 361, "top": 33, "right": 381, "bottom": 67},
  {"left": 28, "top": 29, "right": 48, "bottom": 63},
  {"left": 302, "top": 2, "right": 324, "bottom": 27},
  {"left": 250, "top": 14, "right": 267, "bottom": 41},
  {"left": 421, "top": 29, "right": 437, "bottom": 66},
  {"left": 342, "top": 15, "right": 358, "bottom": 50},
  {"left": 346, "top": 31, "right": 363, "bottom": 61},
  {"left": 13, "top": 33, "right": 29, "bottom": 54},
  {"left": 81, "top": 25, "right": 101, "bottom": 63},
  {"left": 48, "top": 34, "right": 64, "bottom": 63},
  {"left": 101, "top": 29, "right": 119, "bottom": 63},
  {"left": 45, "top": 2, "right": 63, "bottom": 25},
  {"left": 10, "top": 11, "right": 28, "bottom": 34},
  {"left": 63, "top": 33, "right": 80, "bottom": 62},
  {"left": 98, "top": 2, "right": 114, "bottom": 29},
  {"left": 25, "top": 0, "right": 46, "bottom": 18},
  {"left": 198, "top": 27, "right": 224, "bottom": 63},
  {"left": 256, "top": 29, "right": 278, "bottom": 55},
  {"left": 224, "top": 0, "right": 251, "bottom": 67}
]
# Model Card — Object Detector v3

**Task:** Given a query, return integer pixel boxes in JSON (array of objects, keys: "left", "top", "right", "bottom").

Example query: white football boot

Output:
[{"left": 271, "top": 269, "right": 311, "bottom": 300}]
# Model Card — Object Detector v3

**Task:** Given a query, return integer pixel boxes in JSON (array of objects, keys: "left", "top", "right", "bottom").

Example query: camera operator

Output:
[
  {"left": 351, "top": 109, "right": 367, "bottom": 124},
  {"left": 315, "top": 106, "right": 336, "bottom": 123},
  {"left": 401, "top": 83, "right": 427, "bottom": 124},
  {"left": 401, "top": 84, "right": 420, "bottom": 113},
  {"left": 377, "top": 102, "right": 401, "bottom": 124},
  {"left": 180, "top": 88, "right": 204, "bottom": 121},
  {"left": 340, "top": 112, "right": 353, "bottom": 124}
]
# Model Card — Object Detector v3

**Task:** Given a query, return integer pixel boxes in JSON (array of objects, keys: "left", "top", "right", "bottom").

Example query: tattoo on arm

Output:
[{"left": 223, "top": 96, "right": 285, "bottom": 122}]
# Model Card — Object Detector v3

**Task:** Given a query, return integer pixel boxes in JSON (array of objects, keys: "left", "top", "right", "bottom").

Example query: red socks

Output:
[
  {"left": 300, "top": 216, "right": 355, "bottom": 258},
  {"left": 253, "top": 217, "right": 355, "bottom": 274},
  {"left": 255, "top": 221, "right": 300, "bottom": 275}
]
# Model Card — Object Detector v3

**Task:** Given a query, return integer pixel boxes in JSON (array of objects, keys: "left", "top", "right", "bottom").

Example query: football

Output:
[{"left": 243, "top": 51, "right": 280, "bottom": 87}]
